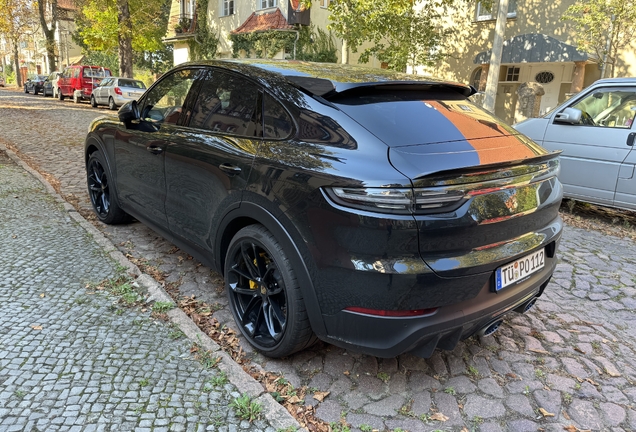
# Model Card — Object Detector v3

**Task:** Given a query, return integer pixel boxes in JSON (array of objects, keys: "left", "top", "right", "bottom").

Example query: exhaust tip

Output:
[
  {"left": 478, "top": 320, "right": 503, "bottom": 337},
  {"left": 514, "top": 298, "right": 538, "bottom": 314}
]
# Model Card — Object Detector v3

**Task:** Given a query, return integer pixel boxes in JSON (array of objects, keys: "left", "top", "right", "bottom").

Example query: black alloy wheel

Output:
[
  {"left": 86, "top": 151, "right": 130, "bottom": 224},
  {"left": 225, "top": 225, "right": 315, "bottom": 358}
]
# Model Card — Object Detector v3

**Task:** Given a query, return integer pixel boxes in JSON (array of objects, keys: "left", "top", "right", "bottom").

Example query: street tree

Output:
[
  {"left": 73, "top": 0, "right": 169, "bottom": 77},
  {"left": 0, "top": 0, "right": 38, "bottom": 87},
  {"left": 37, "top": 0, "right": 58, "bottom": 72},
  {"left": 326, "top": 0, "right": 451, "bottom": 72},
  {"left": 562, "top": 0, "right": 636, "bottom": 78}
]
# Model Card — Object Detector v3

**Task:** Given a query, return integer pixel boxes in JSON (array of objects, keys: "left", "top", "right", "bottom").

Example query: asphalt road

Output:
[{"left": 2, "top": 87, "right": 636, "bottom": 431}]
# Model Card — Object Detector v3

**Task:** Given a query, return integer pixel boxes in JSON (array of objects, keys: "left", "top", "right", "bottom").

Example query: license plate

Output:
[{"left": 495, "top": 248, "right": 545, "bottom": 291}]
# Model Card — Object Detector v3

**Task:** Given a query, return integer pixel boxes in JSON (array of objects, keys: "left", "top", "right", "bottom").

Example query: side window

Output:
[
  {"left": 264, "top": 93, "right": 293, "bottom": 139},
  {"left": 570, "top": 88, "right": 636, "bottom": 128},
  {"left": 190, "top": 70, "right": 259, "bottom": 136},
  {"left": 73, "top": 68, "right": 80, "bottom": 78},
  {"left": 140, "top": 68, "right": 198, "bottom": 125}
]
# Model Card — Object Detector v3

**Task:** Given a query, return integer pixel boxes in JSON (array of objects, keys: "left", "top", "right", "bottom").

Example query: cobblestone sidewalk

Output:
[{"left": 0, "top": 149, "right": 279, "bottom": 431}]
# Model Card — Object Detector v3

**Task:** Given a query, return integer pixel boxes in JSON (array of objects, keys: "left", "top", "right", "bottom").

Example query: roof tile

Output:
[{"left": 231, "top": 8, "right": 293, "bottom": 34}]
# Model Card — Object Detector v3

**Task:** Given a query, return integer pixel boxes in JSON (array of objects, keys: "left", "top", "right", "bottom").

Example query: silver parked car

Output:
[
  {"left": 515, "top": 78, "right": 636, "bottom": 211},
  {"left": 90, "top": 77, "right": 146, "bottom": 110}
]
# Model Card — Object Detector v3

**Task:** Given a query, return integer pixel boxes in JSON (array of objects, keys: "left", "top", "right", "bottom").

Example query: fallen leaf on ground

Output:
[
  {"left": 313, "top": 391, "right": 329, "bottom": 402},
  {"left": 562, "top": 410, "right": 571, "bottom": 420},
  {"left": 30, "top": 325, "right": 42, "bottom": 330},
  {"left": 539, "top": 408, "right": 555, "bottom": 417},
  {"left": 585, "top": 378, "right": 599, "bottom": 386},
  {"left": 574, "top": 347, "right": 586, "bottom": 354},
  {"left": 39, "top": 293, "right": 45, "bottom": 298},
  {"left": 430, "top": 412, "right": 449, "bottom": 422},
  {"left": 343, "top": 370, "right": 350, "bottom": 376},
  {"left": 529, "top": 348, "right": 549, "bottom": 354}
]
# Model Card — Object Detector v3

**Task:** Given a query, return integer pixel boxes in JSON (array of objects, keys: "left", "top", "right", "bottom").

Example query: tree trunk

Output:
[
  {"left": 13, "top": 42, "right": 21, "bottom": 88},
  {"left": 38, "top": 0, "right": 58, "bottom": 72},
  {"left": 483, "top": 0, "right": 510, "bottom": 113},
  {"left": 117, "top": 0, "right": 134, "bottom": 78}
]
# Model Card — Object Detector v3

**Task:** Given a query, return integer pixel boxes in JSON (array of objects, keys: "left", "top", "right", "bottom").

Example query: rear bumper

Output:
[{"left": 319, "top": 237, "right": 559, "bottom": 358}]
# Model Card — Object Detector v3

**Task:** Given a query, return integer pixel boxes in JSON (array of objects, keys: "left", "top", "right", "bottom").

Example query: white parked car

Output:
[
  {"left": 514, "top": 77, "right": 636, "bottom": 211},
  {"left": 90, "top": 77, "right": 146, "bottom": 110}
]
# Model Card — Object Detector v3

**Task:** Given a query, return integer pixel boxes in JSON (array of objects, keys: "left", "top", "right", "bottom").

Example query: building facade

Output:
[{"left": 417, "top": 0, "right": 636, "bottom": 123}]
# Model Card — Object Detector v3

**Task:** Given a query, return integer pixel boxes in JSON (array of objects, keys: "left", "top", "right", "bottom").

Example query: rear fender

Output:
[{"left": 216, "top": 202, "right": 327, "bottom": 337}]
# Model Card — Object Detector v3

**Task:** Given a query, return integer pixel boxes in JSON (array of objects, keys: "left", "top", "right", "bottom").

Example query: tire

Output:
[
  {"left": 24, "top": 86, "right": 28, "bottom": 94},
  {"left": 225, "top": 225, "right": 315, "bottom": 358},
  {"left": 90, "top": 95, "right": 98, "bottom": 108},
  {"left": 58, "top": 89, "right": 64, "bottom": 101},
  {"left": 108, "top": 97, "right": 117, "bottom": 111},
  {"left": 34, "top": 88, "right": 38, "bottom": 95},
  {"left": 86, "top": 151, "right": 131, "bottom": 224},
  {"left": 73, "top": 91, "right": 80, "bottom": 103}
]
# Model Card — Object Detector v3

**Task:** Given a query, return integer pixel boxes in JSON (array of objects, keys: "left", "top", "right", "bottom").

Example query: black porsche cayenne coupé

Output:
[{"left": 85, "top": 60, "right": 562, "bottom": 358}]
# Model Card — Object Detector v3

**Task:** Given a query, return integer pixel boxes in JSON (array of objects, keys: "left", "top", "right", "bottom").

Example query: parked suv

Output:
[
  {"left": 57, "top": 65, "right": 111, "bottom": 103},
  {"left": 515, "top": 77, "right": 636, "bottom": 211},
  {"left": 85, "top": 60, "right": 563, "bottom": 358}
]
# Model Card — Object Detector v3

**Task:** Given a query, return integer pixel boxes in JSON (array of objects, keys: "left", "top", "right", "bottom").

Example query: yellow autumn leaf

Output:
[
  {"left": 313, "top": 391, "right": 330, "bottom": 402},
  {"left": 539, "top": 407, "right": 555, "bottom": 417},
  {"left": 31, "top": 325, "right": 42, "bottom": 330},
  {"left": 430, "top": 412, "right": 449, "bottom": 422}
]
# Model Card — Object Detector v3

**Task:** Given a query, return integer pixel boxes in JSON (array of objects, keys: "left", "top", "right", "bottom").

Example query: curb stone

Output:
[{"left": 0, "top": 141, "right": 301, "bottom": 431}]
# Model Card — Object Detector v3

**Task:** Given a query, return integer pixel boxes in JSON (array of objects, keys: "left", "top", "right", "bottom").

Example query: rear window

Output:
[
  {"left": 118, "top": 79, "right": 146, "bottom": 89},
  {"left": 83, "top": 68, "right": 111, "bottom": 78},
  {"left": 332, "top": 90, "right": 506, "bottom": 146}
]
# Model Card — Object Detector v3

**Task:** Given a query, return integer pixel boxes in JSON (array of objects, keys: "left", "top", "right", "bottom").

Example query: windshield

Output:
[
  {"left": 83, "top": 68, "right": 111, "bottom": 78},
  {"left": 333, "top": 90, "right": 513, "bottom": 146},
  {"left": 118, "top": 79, "right": 146, "bottom": 89}
]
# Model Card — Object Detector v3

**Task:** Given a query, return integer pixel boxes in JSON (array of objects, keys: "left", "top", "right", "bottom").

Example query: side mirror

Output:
[
  {"left": 118, "top": 100, "right": 140, "bottom": 124},
  {"left": 554, "top": 107, "right": 582, "bottom": 124}
]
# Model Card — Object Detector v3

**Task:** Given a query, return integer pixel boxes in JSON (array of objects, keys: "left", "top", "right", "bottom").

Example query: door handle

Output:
[
  {"left": 627, "top": 132, "right": 636, "bottom": 147},
  {"left": 219, "top": 163, "right": 242, "bottom": 176},
  {"left": 146, "top": 145, "right": 163, "bottom": 155}
]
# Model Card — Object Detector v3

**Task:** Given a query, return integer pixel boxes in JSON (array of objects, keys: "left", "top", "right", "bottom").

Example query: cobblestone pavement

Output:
[
  {"left": 0, "top": 139, "right": 278, "bottom": 430},
  {"left": 2, "top": 88, "right": 636, "bottom": 431}
]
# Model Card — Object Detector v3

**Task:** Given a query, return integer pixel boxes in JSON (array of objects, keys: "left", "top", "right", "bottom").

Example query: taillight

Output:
[
  {"left": 324, "top": 157, "right": 560, "bottom": 215},
  {"left": 345, "top": 306, "right": 438, "bottom": 317},
  {"left": 114, "top": 87, "right": 122, "bottom": 95},
  {"left": 325, "top": 187, "right": 464, "bottom": 215}
]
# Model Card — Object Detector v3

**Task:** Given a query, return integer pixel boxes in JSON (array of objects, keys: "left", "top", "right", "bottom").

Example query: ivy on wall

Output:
[
  {"left": 188, "top": 0, "right": 219, "bottom": 60},
  {"left": 229, "top": 25, "right": 337, "bottom": 62}
]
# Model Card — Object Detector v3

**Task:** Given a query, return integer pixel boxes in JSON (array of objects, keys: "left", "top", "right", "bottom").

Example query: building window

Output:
[
  {"left": 470, "top": 67, "right": 482, "bottom": 90},
  {"left": 320, "top": 0, "right": 331, "bottom": 8},
  {"left": 507, "top": 0, "right": 517, "bottom": 18},
  {"left": 180, "top": 0, "right": 194, "bottom": 18},
  {"left": 535, "top": 71, "right": 555, "bottom": 84},
  {"left": 259, "top": 0, "right": 277, "bottom": 9},
  {"left": 504, "top": 66, "right": 520, "bottom": 82},
  {"left": 222, "top": 0, "right": 234, "bottom": 16},
  {"left": 476, "top": 0, "right": 517, "bottom": 21}
]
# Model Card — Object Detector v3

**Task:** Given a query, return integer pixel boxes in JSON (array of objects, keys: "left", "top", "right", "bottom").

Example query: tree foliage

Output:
[
  {"left": 73, "top": 0, "right": 169, "bottom": 75},
  {"left": 326, "top": 0, "right": 451, "bottom": 72},
  {"left": 562, "top": 0, "right": 636, "bottom": 78},
  {"left": 0, "top": 0, "right": 38, "bottom": 86}
]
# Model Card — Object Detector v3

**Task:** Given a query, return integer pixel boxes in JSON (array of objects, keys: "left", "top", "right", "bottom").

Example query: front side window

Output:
[
  {"left": 259, "top": 0, "right": 276, "bottom": 9},
  {"left": 140, "top": 68, "right": 198, "bottom": 125},
  {"left": 189, "top": 70, "right": 259, "bottom": 136},
  {"left": 570, "top": 88, "right": 636, "bottom": 128}
]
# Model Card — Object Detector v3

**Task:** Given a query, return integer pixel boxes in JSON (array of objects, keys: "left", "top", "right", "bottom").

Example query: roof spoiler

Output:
[{"left": 285, "top": 76, "right": 476, "bottom": 98}]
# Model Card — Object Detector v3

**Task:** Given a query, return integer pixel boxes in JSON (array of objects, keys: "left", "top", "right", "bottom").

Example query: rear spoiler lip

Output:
[
  {"left": 285, "top": 76, "right": 476, "bottom": 98},
  {"left": 412, "top": 150, "right": 562, "bottom": 181}
]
